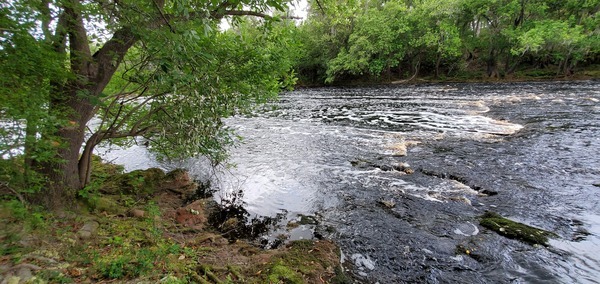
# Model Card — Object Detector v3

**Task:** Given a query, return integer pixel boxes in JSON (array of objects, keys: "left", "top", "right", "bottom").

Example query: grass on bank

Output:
[{"left": 0, "top": 157, "right": 347, "bottom": 283}]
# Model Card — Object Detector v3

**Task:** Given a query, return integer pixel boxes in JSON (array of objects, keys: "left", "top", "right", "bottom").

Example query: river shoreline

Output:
[
  {"left": 0, "top": 158, "right": 346, "bottom": 283},
  {"left": 13, "top": 80, "right": 596, "bottom": 283},
  {"left": 210, "top": 81, "right": 600, "bottom": 283},
  {"left": 296, "top": 70, "right": 600, "bottom": 88}
]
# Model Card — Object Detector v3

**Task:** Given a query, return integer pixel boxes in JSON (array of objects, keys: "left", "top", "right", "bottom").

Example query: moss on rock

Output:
[
  {"left": 480, "top": 211, "right": 556, "bottom": 246},
  {"left": 262, "top": 239, "right": 345, "bottom": 283},
  {"left": 2, "top": 157, "right": 346, "bottom": 283},
  {"left": 92, "top": 196, "right": 126, "bottom": 215}
]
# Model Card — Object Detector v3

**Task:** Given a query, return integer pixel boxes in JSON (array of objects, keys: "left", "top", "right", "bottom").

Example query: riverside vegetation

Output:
[
  {"left": 1, "top": 0, "right": 598, "bottom": 214},
  {"left": 295, "top": 0, "right": 600, "bottom": 84},
  {"left": 1, "top": 0, "right": 597, "bottom": 282},
  {"left": 0, "top": 156, "right": 347, "bottom": 283}
]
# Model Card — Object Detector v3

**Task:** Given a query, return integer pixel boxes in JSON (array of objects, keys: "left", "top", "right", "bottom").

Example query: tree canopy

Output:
[
  {"left": 296, "top": 0, "right": 600, "bottom": 84},
  {"left": 1, "top": 0, "right": 300, "bottom": 207},
  {"left": 1, "top": 0, "right": 599, "bottom": 207}
]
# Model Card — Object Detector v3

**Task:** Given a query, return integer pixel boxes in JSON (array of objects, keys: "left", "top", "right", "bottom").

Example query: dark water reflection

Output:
[{"left": 103, "top": 81, "right": 600, "bottom": 283}]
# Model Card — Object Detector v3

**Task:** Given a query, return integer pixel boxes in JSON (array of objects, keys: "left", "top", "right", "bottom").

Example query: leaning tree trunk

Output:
[{"left": 31, "top": 1, "right": 138, "bottom": 208}]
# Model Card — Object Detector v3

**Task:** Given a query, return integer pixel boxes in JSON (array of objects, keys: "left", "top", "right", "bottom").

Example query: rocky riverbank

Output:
[{"left": 0, "top": 157, "right": 346, "bottom": 283}]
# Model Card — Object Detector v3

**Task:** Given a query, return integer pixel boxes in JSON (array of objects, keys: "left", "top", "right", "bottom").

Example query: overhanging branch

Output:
[{"left": 218, "top": 10, "right": 301, "bottom": 20}]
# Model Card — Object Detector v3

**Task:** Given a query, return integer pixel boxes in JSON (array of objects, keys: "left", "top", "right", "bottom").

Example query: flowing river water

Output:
[{"left": 103, "top": 81, "right": 600, "bottom": 283}]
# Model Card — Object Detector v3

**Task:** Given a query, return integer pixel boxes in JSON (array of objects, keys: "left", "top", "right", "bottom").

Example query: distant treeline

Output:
[{"left": 294, "top": 0, "right": 600, "bottom": 84}]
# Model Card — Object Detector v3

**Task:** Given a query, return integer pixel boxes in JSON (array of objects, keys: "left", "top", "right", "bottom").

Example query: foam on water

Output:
[{"left": 98, "top": 81, "right": 600, "bottom": 283}]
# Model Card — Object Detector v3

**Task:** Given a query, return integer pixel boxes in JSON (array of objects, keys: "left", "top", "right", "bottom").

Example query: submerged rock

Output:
[
  {"left": 389, "top": 140, "right": 420, "bottom": 156},
  {"left": 297, "top": 214, "right": 318, "bottom": 225},
  {"left": 479, "top": 211, "right": 556, "bottom": 246},
  {"left": 351, "top": 253, "right": 376, "bottom": 271},
  {"left": 350, "top": 159, "right": 414, "bottom": 174},
  {"left": 377, "top": 199, "right": 396, "bottom": 209}
]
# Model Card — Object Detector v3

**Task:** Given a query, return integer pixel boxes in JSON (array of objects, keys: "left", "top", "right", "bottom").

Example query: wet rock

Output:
[
  {"left": 350, "top": 159, "right": 372, "bottom": 169},
  {"left": 572, "top": 227, "right": 591, "bottom": 241},
  {"left": 419, "top": 169, "right": 495, "bottom": 196},
  {"left": 351, "top": 253, "right": 375, "bottom": 271},
  {"left": 351, "top": 159, "right": 414, "bottom": 174},
  {"left": 389, "top": 140, "right": 420, "bottom": 156},
  {"left": 378, "top": 199, "right": 396, "bottom": 208},
  {"left": 479, "top": 189, "right": 498, "bottom": 196},
  {"left": 453, "top": 222, "right": 480, "bottom": 237},
  {"left": 77, "top": 220, "right": 100, "bottom": 239},
  {"left": 313, "top": 230, "right": 324, "bottom": 240},
  {"left": 286, "top": 221, "right": 300, "bottom": 229},
  {"left": 455, "top": 244, "right": 485, "bottom": 262},
  {"left": 220, "top": 217, "right": 239, "bottom": 232},
  {"left": 379, "top": 165, "right": 393, "bottom": 171},
  {"left": 297, "top": 214, "right": 318, "bottom": 225},
  {"left": 449, "top": 196, "right": 472, "bottom": 205},
  {"left": 402, "top": 167, "right": 414, "bottom": 174},
  {"left": 479, "top": 211, "right": 556, "bottom": 246}
]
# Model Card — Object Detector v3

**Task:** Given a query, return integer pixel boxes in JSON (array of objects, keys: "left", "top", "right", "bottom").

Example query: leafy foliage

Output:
[
  {"left": 0, "top": 3, "right": 69, "bottom": 173},
  {"left": 297, "top": 0, "right": 600, "bottom": 84},
  {"left": 1, "top": 0, "right": 302, "bottom": 202}
]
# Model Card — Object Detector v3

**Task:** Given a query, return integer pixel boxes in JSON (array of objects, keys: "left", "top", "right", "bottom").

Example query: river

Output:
[{"left": 102, "top": 80, "right": 600, "bottom": 283}]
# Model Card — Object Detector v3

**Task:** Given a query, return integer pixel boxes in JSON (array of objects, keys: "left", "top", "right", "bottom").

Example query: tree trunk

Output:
[
  {"left": 435, "top": 55, "right": 441, "bottom": 79},
  {"left": 35, "top": 84, "right": 95, "bottom": 207},
  {"left": 30, "top": 1, "right": 138, "bottom": 208},
  {"left": 23, "top": 121, "right": 37, "bottom": 173},
  {"left": 505, "top": 53, "right": 521, "bottom": 76},
  {"left": 487, "top": 49, "right": 499, "bottom": 78},
  {"left": 79, "top": 132, "right": 102, "bottom": 188}
]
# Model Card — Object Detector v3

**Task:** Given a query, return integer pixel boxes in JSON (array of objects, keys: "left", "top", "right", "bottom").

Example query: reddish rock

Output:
[
  {"left": 162, "top": 169, "right": 193, "bottom": 191},
  {"left": 175, "top": 200, "right": 207, "bottom": 230}
]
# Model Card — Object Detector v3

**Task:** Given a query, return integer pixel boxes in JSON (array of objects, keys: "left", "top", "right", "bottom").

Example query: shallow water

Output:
[{"left": 103, "top": 81, "right": 600, "bottom": 283}]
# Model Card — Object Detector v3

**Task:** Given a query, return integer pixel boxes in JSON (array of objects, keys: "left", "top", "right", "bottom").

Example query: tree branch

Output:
[
  {"left": 98, "top": 91, "right": 166, "bottom": 141},
  {"left": 52, "top": 11, "right": 68, "bottom": 54},
  {"left": 39, "top": 0, "right": 53, "bottom": 42},
  {"left": 152, "top": 0, "right": 175, "bottom": 33},
  {"left": 0, "top": 183, "right": 26, "bottom": 206},
  {"left": 100, "top": 125, "right": 157, "bottom": 140},
  {"left": 92, "top": 27, "right": 138, "bottom": 94},
  {"left": 63, "top": 0, "right": 93, "bottom": 75},
  {"left": 314, "top": 0, "right": 326, "bottom": 14},
  {"left": 216, "top": 10, "right": 301, "bottom": 20}
]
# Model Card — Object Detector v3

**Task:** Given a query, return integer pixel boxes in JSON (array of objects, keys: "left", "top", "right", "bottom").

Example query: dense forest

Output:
[{"left": 294, "top": 0, "right": 600, "bottom": 84}]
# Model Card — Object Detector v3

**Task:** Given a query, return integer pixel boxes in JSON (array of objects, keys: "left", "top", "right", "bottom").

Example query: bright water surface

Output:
[{"left": 103, "top": 81, "right": 600, "bottom": 283}]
